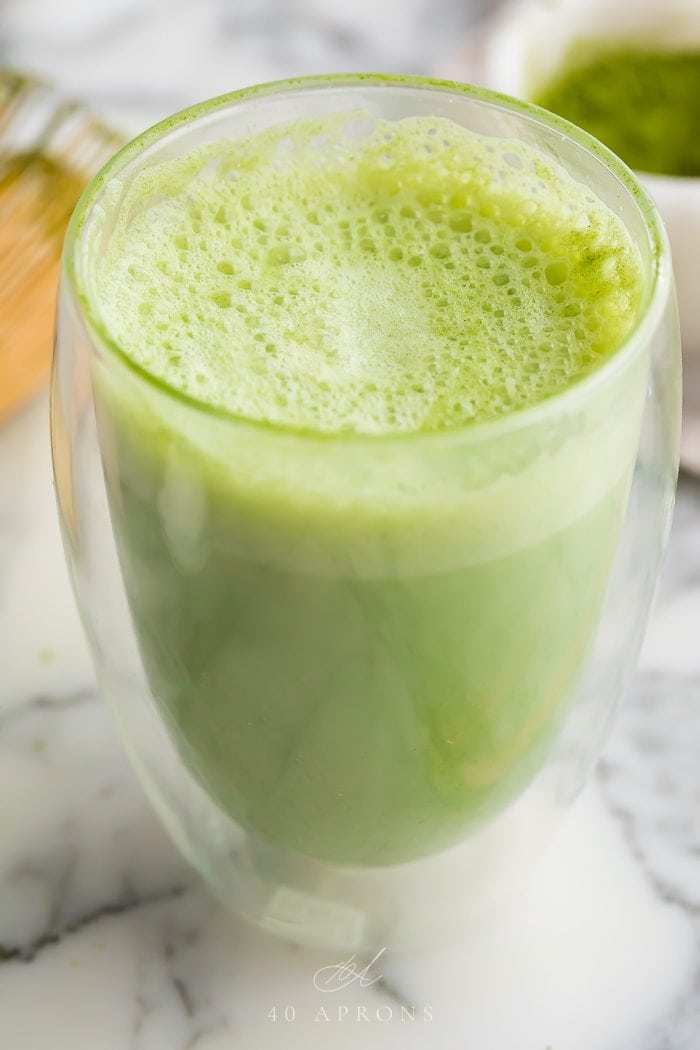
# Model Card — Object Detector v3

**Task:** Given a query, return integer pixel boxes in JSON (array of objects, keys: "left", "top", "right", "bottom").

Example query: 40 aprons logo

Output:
[
  {"left": 313, "top": 947, "right": 387, "bottom": 992},
  {"left": 267, "top": 948, "right": 434, "bottom": 1024}
]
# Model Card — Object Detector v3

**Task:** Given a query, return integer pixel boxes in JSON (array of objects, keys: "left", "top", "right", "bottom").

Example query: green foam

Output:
[{"left": 93, "top": 114, "right": 643, "bottom": 435}]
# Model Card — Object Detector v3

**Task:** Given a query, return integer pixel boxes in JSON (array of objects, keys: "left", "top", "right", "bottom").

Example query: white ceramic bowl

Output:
[{"left": 480, "top": 0, "right": 700, "bottom": 356}]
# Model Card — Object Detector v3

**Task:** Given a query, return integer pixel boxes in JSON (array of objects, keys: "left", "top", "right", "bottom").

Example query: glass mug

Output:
[{"left": 51, "top": 76, "right": 681, "bottom": 951}]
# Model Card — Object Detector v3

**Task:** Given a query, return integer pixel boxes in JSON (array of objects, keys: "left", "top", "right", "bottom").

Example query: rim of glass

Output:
[{"left": 64, "top": 72, "right": 672, "bottom": 446}]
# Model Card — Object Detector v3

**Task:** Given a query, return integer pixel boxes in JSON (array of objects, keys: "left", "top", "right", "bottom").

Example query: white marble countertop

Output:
[{"left": 2, "top": 2, "right": 700, "bottom": 1047}]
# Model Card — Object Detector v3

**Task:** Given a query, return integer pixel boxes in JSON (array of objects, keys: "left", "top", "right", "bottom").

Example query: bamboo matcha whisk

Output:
[{"left": 0, "top": 70, "right": 121, "bottom": 421}]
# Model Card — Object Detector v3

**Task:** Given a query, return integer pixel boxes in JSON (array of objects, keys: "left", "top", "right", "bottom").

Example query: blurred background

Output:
[{"left": 1, "top": 0, "right": 498, "bottom": 134}]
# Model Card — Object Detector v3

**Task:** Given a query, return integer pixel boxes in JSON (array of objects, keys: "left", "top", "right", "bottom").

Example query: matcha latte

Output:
[{"left": 81, "top": 103, "right": 647, "bottom": 866}]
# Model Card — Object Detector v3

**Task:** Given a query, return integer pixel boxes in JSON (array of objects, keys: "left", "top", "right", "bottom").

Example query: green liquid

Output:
[
  {"left": 86, "top": 114, "right": 645, "bottom": 865},
  {"left": 535, "top": 46, "right": 700, "bottom": 177}
]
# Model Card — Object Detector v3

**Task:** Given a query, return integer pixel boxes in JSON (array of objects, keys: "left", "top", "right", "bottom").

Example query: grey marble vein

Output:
[{"left": 0, "top": 885, "right": 186, "bottom": 964}]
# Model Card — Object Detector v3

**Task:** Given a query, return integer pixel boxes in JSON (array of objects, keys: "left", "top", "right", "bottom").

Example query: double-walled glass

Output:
[{"left": 51, "top": 76, "right": 681, "bottom": 951}]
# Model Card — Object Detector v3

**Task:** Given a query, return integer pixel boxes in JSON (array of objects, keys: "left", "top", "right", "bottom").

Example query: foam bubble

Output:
[{"left": 94, "top": 115, "right": 644, "bottom": 435}]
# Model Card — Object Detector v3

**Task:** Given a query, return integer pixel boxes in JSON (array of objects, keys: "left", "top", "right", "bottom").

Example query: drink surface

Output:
[
  {"left": 535, "top": 47, "right": 700, "bottom": 177},
  {"left": 88, "top": 111, "right": 647, "bottom": 866},
  {"left": 92, "top": 114, "right": 642, "bottom": 434}
]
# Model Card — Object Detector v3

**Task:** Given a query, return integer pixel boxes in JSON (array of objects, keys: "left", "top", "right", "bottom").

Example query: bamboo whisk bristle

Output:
[{"left": 0, "top": 72, "right": 120, "bottom": 421}]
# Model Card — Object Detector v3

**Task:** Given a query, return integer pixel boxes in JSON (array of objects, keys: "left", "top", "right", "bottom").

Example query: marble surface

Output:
[
  {"left": 0, "top": 0, "right": 491, "bottom": 134},
  {"left": 1, "top": 1, "right": 700, "bottom": 1047}
]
